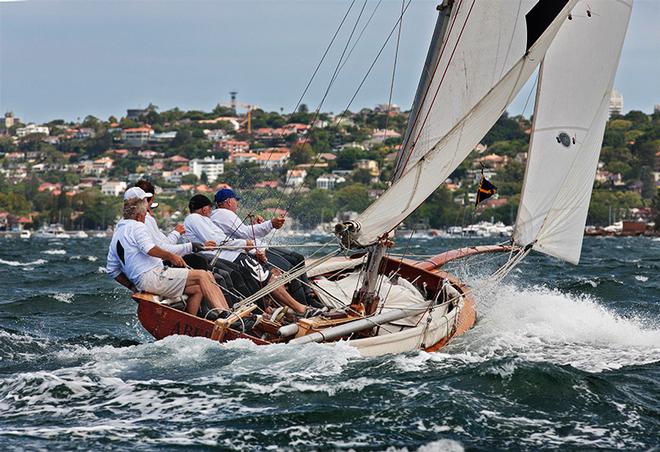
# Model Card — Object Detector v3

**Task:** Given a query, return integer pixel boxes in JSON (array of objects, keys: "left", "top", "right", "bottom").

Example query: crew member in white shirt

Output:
[
  {"left": 211, "top": 188, "right": 317, "bottom": 306},
  {"left": 123, "top": 185, "right": 194, "bottom": 256},
  {"left": 125, "top": 183, "right": 242, "bottom": 306},
  {"left": 184, "top": 194, "right": 313, "bottom": 315},
  {"left": 134, "top": 181, "right": 187, "bottom": 248},
  {"left": 106, "top": 197, "right": 229, "bottom": 317}
]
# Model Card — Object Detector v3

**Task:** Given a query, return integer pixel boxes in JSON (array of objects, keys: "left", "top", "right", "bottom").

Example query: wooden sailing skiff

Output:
[
  {"left": 130, "top": 0, "right": 632, "bottom": 356},
  {"left": 133, "top": 246, "right": 510, "bottom": 357}
]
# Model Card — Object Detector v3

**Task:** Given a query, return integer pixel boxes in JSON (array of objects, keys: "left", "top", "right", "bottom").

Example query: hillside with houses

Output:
[{"left": 0, "top": 102, "right": 658, "bottom": 234}]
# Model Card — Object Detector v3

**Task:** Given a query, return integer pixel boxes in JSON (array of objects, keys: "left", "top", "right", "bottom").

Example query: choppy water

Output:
[{"left": 0, "top": 236, "right": 658, "bottom": 450}]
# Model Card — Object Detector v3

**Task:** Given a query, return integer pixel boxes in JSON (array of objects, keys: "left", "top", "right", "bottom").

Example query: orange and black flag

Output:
[{"left": 475, "top": 171, "right": 497, "bottom": 206}]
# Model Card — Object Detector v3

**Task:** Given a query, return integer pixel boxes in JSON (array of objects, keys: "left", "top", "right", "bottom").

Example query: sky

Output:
[{"left": 1, "top": 0, "right": 658, "bottom": 124}]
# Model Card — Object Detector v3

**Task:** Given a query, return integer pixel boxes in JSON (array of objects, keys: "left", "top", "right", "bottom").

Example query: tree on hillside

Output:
[
  {"left": 290, "top": 143, "right": 314, "bottom": 165},
  {"left": 291, "top": 189, "right": 335, "bottom": 229},
  {"left": 336, "top": 147, "right": 366, "bottom": 170},
  {"left": 482, "top": 112, "right": 527, "bottom": 145},
  {"left": 212, "top": 104, "right": 236, "bottom": 117},
  {"left": 335, "top": 184, "right": 370, "bottom": 213},
  {"left": 0, "top": 137, "right": 17, "bottom": 153},
  {"left": 289, "top": 104, "right": 312, "bottom": 124},
  {"left": 409, "top": 186, "right": 462, "bottom": 228}
]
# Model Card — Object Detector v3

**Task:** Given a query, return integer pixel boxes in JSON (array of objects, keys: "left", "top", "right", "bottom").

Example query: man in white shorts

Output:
[{"left": 106, "top": 197, "right": 230, "bottom": 317}]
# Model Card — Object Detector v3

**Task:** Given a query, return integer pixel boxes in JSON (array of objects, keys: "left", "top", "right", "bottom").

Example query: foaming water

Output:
[
  {"left": 0, "top": 257, "right": 47, "bottom": 267},
  {"left": 460, "top": 282, "right": 660, "bottom": 372},
  {"left": 0, "top": 236, "right": 658, "bottom": 450}
]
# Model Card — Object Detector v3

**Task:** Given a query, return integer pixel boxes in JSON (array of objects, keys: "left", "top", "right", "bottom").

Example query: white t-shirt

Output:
[
  {"left": 145, "top": 213, "right": 191, "bottom": 256},
  {"left": 211, "top": 208, "right": 274, "bottom": 240},
  {"left": 183, "top": 212, "right": 247, "bottom": 262},
  {"left": 106, "top": 219, "right": 162, "bottom": 283}
]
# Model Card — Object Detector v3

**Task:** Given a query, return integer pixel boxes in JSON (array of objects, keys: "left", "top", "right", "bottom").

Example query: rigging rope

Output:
[
  {"left": 383, "top": 0, "right": 405, "bottom": 135},
  {"left": 214, "top": 0, "right": 360, "bottom": 243}
]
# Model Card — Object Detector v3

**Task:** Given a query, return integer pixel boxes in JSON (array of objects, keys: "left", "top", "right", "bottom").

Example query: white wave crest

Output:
[
  {"left": 457, "top": 282, "right": 660, "bottom": 372},
  {"left": 0, "top": 258, "right": 47, "bottom": 267},
  {"left": 71, "top": 255, "right": 98, "bottom": 262},
  {"left": 417, "top": 439, "right": 465, "bottom": 452},
  {"left": 53, "top": 293, "right": 74, "bottom": 304},
  {"left": 42, "top": 249, "right": 66, "bottom": 255}
]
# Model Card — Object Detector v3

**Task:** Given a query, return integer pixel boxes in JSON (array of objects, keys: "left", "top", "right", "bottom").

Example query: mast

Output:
[
  {"left": 342, "top": 1, "right": 457, "bottom": 313},
  {"left": 393, "top": 0, "right": 455, "bottom": 182}
]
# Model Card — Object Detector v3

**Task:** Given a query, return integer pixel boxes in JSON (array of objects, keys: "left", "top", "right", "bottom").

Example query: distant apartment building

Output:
[
  {"left": 368, "top": 129, "right": 401, "bottom": 144},
  {"left": 150, "top": 131, "right": 177, "bottom": 142},
  {"left": 609, "top": 89, "right": 624, "bottom": 118},
  {"left": 71, "top": 128, "right": 96, "bottom": 140},
  {"left": 16, "top": 124, "right": 49, "bottom": 138},
  {"left": 475, "top": 153, "right": 509, "bottom": 170},
  {"left": 197, "top": 117, "right": 241, "bottom": 131},
  {"left": 355, "top": 159, "right": 380, "bottom": 177},
  {"left": 282, "top": 123, "right": 310, "bottom": 135},
  {"left": 138, "top": 150, "right": 161, "bottom": 159},
  {"left": 256, "top": 150, "right": 289, "bottom": 169},
  {"left": 231, "top": 152, "right": 258, "bottom": 165},
  {"left": 92, "top": 157, "right": 114, "bottom": 176},
  {"left": 204, "top": 129, "right": 227, "bottom": 142},
  {"left": 374, "top": 103, "right": 400, "bottom": 114},
  {"left": 101, "top": 180, "right": 128, "bottom": 197},
  {"left": 230, "top": 149, "right": 289, "bottom": 169},
  {"left": 285, "top": 169, "right": 307, "bottom": 187},
  {"left": 121, "top": 127, "right": 153, "bottom": 145},
  {"left": 169, "top": 155, "right": 189, "bottom": 165},
  {"left": 190, "top": 156, "right": 224, "bottom": 183},
  {"left": 316, "top": 174, "right": 345, "bottom": 190},
  {"left": 216, "top": 139, "right": 249, "bottom": 154}
]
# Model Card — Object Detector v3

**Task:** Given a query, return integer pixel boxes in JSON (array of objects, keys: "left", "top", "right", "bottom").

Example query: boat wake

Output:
[{"left": 453, "top": 281, "right": 660, "bottom": 373}]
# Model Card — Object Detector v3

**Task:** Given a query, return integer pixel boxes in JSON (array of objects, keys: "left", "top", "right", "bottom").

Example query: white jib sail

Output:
[
  {"left": 351, "top": 0, "right": 578, "bottom": 246},
  {"left": 514, "top": 0, "right": 633, "bottom": 264}
]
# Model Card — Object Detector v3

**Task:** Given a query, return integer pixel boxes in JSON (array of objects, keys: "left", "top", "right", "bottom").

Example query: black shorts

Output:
[{"left": 233, "top": 254, "right": 271, "bottom": 286}]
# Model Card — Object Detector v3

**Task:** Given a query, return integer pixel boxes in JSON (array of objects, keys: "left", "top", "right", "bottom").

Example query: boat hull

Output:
[{"left": 133, "top": 251, "right": 480, "bottom": 356}]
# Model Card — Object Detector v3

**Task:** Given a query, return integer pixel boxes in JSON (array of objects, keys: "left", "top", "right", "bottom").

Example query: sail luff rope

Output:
[
  {"left": 337, "top": 0, "right": 385, "bottom": 74},
  {"left": 393, "top": 0, "right": 464, "bottom": 178},
  {"left": 397, "top": 0, "right": 475, "bottom": 177},
  {"left": 383, "top": 0, "right": 404, "bottom": 135}
]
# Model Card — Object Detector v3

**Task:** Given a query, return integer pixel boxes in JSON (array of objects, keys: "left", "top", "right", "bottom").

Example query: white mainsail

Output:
[
  {"left": 345, "top": 0, "right": 578, "bottom": 246},
  {"left": 393, "top": 0, "right": 531, "bottom": 181},
  {"left": 513, "top": 0, "right": 633, "bottom": 264}
]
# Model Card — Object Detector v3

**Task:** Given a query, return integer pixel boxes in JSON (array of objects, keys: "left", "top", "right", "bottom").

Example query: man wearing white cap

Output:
[
  {"left": 107, "top": 197, "right": 230, "bottom": 317},
  {"left": 125, "top": 184, "right": 199, "bottom": 257},
  {"left": 127, "top": 182, "right": 239, "bottom": 307},
  {"left": 133, "top": 180, "right": 190, "bottom": 251}
]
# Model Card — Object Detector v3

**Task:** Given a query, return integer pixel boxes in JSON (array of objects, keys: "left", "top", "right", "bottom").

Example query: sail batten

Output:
[
  {"left": 347, "top": 0, "right": 578, "bottom": 246},
  {"left": 513, "top": 0, "right": 633, "bottom": 264}
]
